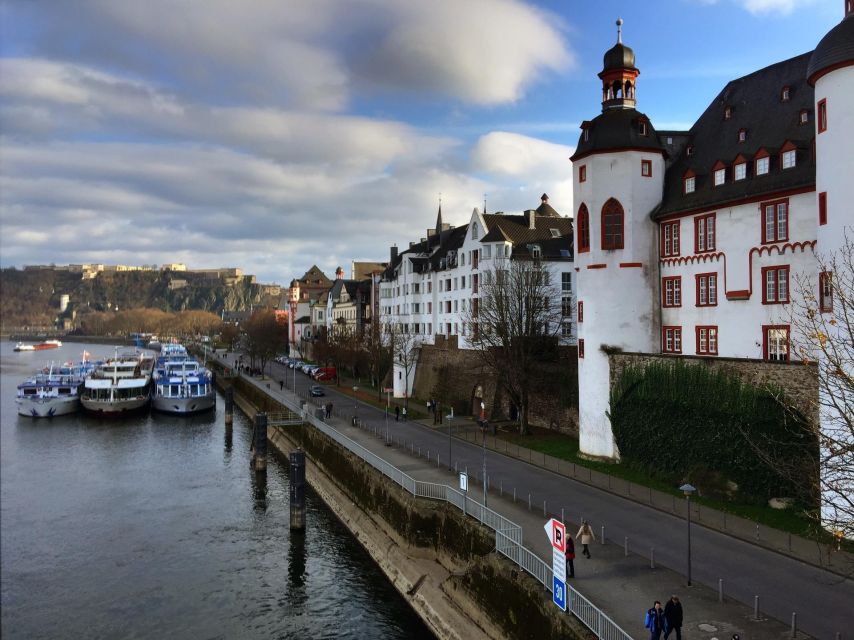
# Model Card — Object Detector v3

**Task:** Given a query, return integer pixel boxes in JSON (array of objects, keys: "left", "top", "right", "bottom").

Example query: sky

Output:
[{"left": 0, "top": 0, "right": 842, "bottom": 285}]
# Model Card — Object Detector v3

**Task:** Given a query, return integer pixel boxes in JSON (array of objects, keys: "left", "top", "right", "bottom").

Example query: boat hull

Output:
[
  {"left": 16, "top": 396, "right": 80, "bottom": 418},
  {"left": 152, "top": 393, "right": 216, "bottom": 415},
  {"left": 80, "top": 395, "right": 151, "bottom": 416}
]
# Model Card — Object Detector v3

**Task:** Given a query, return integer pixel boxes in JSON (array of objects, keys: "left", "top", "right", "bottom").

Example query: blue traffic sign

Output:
[{"left": 552, "top": 576, "right": 567, "bottom": 611}]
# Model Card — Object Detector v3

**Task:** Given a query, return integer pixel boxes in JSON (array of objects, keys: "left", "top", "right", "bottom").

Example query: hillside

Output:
[{"left": 0, "top": 268, "right": 281, "bottom": 329}]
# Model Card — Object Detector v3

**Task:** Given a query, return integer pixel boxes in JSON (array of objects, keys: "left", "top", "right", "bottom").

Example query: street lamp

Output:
[
  {"left": 481, "top": 401, "right": 487, "bottom": 508},
  {"left": 680, "top": 483, "right": 696, "bottom": 586},
  {"left": 447, "top": 406, "right": 453, "bottom": 471}
]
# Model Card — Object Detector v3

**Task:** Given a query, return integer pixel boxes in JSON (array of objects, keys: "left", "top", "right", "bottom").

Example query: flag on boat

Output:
[{"left": 83, "top": 350, "right": 91, "bottom": 361}]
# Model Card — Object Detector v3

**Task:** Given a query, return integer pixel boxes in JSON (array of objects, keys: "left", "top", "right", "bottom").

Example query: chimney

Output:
[
  {"left": 390, "top": 245, "right": 398, "bottom": 264},
  {"left": 526, "top": 209, "right": 536, "bottom": 229},
  {"left": 541, "top": 193, "right": 549, "bottom": 204}
]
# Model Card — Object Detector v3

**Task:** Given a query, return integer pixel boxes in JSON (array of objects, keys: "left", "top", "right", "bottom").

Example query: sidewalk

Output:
[{"left": 237, "top": 369, "right": 820, "bottom": 640}]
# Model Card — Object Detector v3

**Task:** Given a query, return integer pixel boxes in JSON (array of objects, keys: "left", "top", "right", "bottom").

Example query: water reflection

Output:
[
  {"left": 287, "top": 531, "right": 308, "bottom": 612},
  {"left": 252, "top": 469, "right": 268, "bottom": 511}
]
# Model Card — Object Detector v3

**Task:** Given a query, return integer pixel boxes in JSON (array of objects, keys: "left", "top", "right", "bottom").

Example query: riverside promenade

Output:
[{"left": 221, "top": 352, "right": 852, "bottom": 639}]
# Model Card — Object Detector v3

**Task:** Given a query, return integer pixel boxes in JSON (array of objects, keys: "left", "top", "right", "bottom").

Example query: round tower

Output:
[
  {"left": 572, "top": 20, "right": 664, "bottom": 460},
  {"left": 807, "top": 3, "right": 854, "bottom": 537}
]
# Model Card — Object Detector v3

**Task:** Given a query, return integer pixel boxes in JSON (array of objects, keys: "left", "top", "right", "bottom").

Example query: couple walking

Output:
[
  {"left": 645, "top": 596, "right": 683, "bottom": 640},
  {"left": 564, "top": 520, "right": 595, "bottom": 579}
]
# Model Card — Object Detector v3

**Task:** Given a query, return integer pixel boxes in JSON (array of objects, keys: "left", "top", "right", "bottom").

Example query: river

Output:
[{"left": 0, "top": 341, "right": 434, "bottom": 639}]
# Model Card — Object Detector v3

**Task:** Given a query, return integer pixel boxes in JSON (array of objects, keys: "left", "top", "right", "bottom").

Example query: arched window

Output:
[
  {"left": 601, "top": 198, "right": 624, "bottom": 250},
  {"left": 577, "top": 204, "right": 590, "bottom": 253}
]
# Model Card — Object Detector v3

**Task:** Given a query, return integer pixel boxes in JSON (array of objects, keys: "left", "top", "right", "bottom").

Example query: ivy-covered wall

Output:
[{"left": 609, "top": 360, "right": 819, "bottom": 505}]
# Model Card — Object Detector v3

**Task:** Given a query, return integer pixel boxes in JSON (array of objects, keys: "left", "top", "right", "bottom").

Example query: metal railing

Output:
[{"left": 244, "top": 372, "right": 634, "bottom": 640}]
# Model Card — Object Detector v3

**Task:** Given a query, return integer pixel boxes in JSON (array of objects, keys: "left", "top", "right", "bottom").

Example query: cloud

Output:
[{"left": 695, "top": 0, "right": 817, "bottom": 15}]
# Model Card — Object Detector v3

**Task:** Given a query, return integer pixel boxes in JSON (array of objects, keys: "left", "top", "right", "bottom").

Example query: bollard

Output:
[
  {"left": 289, "top": 449, "right": 306, "bottom": 530},
  {"left": 756, "top": 523, "right": 760, "bottom": 540},
  {"left": 437, "top": 454, "right": 440, "bottom": 468},
  {"left": 543, "top": 500, "right": 547, "bottom": 517},
  {"left": 500, "top": 481, "right": 503, "bottom": 497},
  {"left": 224, "top": 387, "right": 234, "bottom": 426},
  {"left": 624, "top": 536, "right": 628, "bottom": 556},
  {"left": 513, "top": 488, "right": 516, "bottom": 502},
  {"left": 251, "top": 412, "right": 268, "bottom": 472},
  {"left": 528, "top": 494, "right": 532, "bottom": 510},
  {"left": 754, "top": 595, "right": 760, "bottom": 620},
  {"left": 561, "top": 508, "right": 564, "bottom": 524},
  {"left": 650, "top": 547, "right": 655, "bottom": 569},
  {"left": 718, "top": 579, "right": 724, "bottom": 603},
  {"left": 791, "top": 612, "right": 797, "bottom": 638},
  {"left": 601, "top": 525, "right": 606, "bottom": 545}
]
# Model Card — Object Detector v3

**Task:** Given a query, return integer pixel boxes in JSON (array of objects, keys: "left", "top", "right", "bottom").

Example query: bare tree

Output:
[
  {"left": 788, "top": 236, "right": 854, "bottom": 540},
  {"left": 365, "top": 319, "right": 394, "bottom": 400},
  {"left": 464, "top": 255, "right": 563, "bottom": 435},
  {"left": 392, "top": 325, "right": 422, "bottom": 410},
  {"left": 243, "top": 308, "right": 288, "bottom": 375}
]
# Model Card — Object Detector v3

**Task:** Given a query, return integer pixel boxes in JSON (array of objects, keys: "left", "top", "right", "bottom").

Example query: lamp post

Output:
[
  {"left": 481, "top": 401, "right": 487, "bottom": 508},
  {"left": 680, "top": 483, "right": 696, "bottom": 586},
  {"left": 447, "top": 406, "right": 453, "bottom": 471}
]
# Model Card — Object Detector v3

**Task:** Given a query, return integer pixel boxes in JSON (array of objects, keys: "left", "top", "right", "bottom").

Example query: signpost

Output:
[
  {"left": 543, "top": 518, "right": 567, "bottom": 612},
  {"left": 459, "top": 472, "right": 468, "bottom": 516}
]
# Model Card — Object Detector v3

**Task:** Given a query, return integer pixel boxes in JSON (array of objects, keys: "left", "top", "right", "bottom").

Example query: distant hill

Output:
[{"left": 0, "top": 268, "right": 281, "bottom": 329}]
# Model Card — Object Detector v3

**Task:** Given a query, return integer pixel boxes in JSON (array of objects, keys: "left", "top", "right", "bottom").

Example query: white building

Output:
[{"left": 380, "top": 196, "right": 576, "bottom": 399}]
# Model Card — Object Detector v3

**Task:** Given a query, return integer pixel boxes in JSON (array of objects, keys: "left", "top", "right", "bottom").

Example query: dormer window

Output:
[
  {"left": 714, "top": 168, "right": 725, "bottom": 186},
  {"left": 799, "top": 109, "right": 809, "bottom": 124},
  {"left": 755, "top": 149, "right": 770, "bottom": 176},
  {"left": 781, "top": 86, "right": 791, "bottom": 102},
  {"left": 550, "top": 228, "right": 560, "bottom": 238},
  {"left": 531, "top": 245, "right": 542, "bottom": 259},
  {"left": 782, "top": 148, "right": 797, "bottom": 169},
  {"left": 683, "top": 171, "right": 696, "bottom": 194},
  {"left": 738, "top": 128, "right": 747, "bottom": 143},
  {"left": 639, "top": 121, "right": 648, "bottom": 136},
  {"left": 583, "top": 128, "right": 590, "bottom": 142},
  {"left": 724, "top": 106, "right": 732, "bottom": 120},
  {"left": 471, "top": 222, "right": 479, "bottom": 240},
  {"left": 686, "top": 145, "right": 694, "bottom": 157},
  {"left": 733, "top": 155, "right": 747, "bottom": 181}
]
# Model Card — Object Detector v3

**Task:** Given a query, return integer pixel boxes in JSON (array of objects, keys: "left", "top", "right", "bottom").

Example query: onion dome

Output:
[
  {"left": 807, "top": 12, "right": 854, "bottom": 86},
  {"left": 603, "top": 42, "right": 636, "bottom": 72}
]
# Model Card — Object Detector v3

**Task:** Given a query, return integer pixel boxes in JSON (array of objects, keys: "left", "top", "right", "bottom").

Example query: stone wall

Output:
[{"left": 608, "top": 351, "right": 819, "bottom": 424}]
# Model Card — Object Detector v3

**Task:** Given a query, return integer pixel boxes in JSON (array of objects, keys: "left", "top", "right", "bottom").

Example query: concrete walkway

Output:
[{"left": 220, "top": 353, "right": 853, "bottom": 639}]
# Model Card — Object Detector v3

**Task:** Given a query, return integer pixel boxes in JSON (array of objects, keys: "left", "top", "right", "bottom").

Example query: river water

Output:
[{"left": 0, "top": 341, "right": 434, "bottom": 639}]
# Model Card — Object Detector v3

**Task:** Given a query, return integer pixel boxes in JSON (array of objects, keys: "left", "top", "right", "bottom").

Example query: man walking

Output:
[
  {"left": 664, "top": 595, "right": 683, "bottom": 640},
  {"left": 395, "top": 405, "right": 400, "bottom": 422},
  {"left": 645, "top": 601, "right": 666, "bottom": 640},
  {"left": 401, "top": 406, "right": 407, "bottom": 421},
  {"left": 575, "top": 520, "right": 595, "bottom": 558}
]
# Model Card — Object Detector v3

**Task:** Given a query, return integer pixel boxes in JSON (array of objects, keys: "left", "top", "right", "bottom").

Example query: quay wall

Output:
[{"left": 223, "top": 375, "right": 588, "bottom": 640}]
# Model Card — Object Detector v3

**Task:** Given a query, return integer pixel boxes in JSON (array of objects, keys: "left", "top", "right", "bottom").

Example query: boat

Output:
[
  {"left": 14, "top": 342, "right": 35, "bottom": 352},
  {"left": 80, "top": 350, "right": 154, "bottom": 416},
  {"left": 33, "top": 339, "right": 62, "bottom": 350},
  {"left": 152, "top": 344, "right": 216, "bottom": 415},
  {"left": 16, "top": 361, "right": 94, "bottom": 418}
]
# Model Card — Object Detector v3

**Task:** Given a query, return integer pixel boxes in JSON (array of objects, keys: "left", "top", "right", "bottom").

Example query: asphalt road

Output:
[{"left": 228, "top": 353, "right": 853, "bottom": 639}]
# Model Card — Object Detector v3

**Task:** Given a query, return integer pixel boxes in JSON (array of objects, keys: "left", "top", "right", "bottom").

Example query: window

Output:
[
  {"left": 696, "top": 273, "right": 718, "bottom": 306},
  {"left": 764, "top": 325, "right": 790, "bottom": 362},
  {"left": 662, "top": 327, "right": 682, "bottom": 353},
  {"left": 818, "top": 99, "right": 827, "bottom": 133},
  {"left": 550, "top": 228, "right": 560, "bottom": 238},
  {"left": 696, "top": 326, "right": 718, "bottom": 355},
  {"left": 762, "top": 266, "right": 790, "bottom": 304},
  {"left": 738, "top": 128, "right": 746, "bottom": 143},
  {"left": 471, "top": 223, "right": 479, "bottom": 240},
  {"left": 781, "top": 149, "right": 796, "bottom": 169},
  {"left": 686, "top": 145, "right": 694, "bottom": 157},
  {"left": 427, "top": 302, "right": 432, "bottom": 313},
  {"left": 761, "top": 199, "right": 788, "bottom": 243},
  {"left": 639, "top": 121, "right": 648, "bottom": 136},
  {"left": 561, "top": 297, "right": 573, "bottom": 317},
  {"left": 472, "top": 251, "right": 478, "bottom": 269},
  {"left": 755, "top": 151, "right": 770, "bottom": 175},
  {"left": 819, "top": 191, "right": 827, "bottom": 225},
  {"left": 578, "top": 339, "right": 585, "bottom": 359},
  {"left": 531, "top": 245, "right": 542, "bottom": 259},
  {"left": 577, "top": 204, "right": 590, "bottom": 252},
  {"left": 661, "top": 221, "right": 680, "bottom": 257},
  {"left": 577, "top": 301, "right": 583, "bottom": 323},
  {"left": 734, "top": 162, "right": 746, "bottom": 181},
  {"left": 714, "top": 168, "right": 725, "bottom": 186},
  {"left": 684, "top": 175, "right": 695, "bottom": 194},
  {"left": 724, "top": 106, "right": 732, "bottom": 120},
  {"left": 583, "top": 128, "right": 590, "bottom": 142},
  {"left": 561, "top": 321, "right": 573, "bottom": 337},
  {"left": 799, "top": 109, "right": 809, "bottom": 125},
  {"left": 453, "top": 300, "right": 458, "bottom": 312},
  {"left": 562, "top": 272, "right": 572, "bottom": 293},
  {"left": 472, "top": 274, "right": 478, "bottom": 293},
  {"left": 483, "top": 245, "right": 491, "bottom": 259},
  {"left": 662, "top": 276, "right": 682, "bottom": 307},
  {"left": 601, "top": 198, "right": 624, "bottom": 250},
  {"left": 781, "top": 86, "right": 790, "bottom": 102},
  {"left": 427, "top": 281, "right": 432, "bottom": 293},
  {"left": 820, "top": 271, "right": 833, "bottom": 312},
  {"left": 461, "top": 275, "right": 466, "bottom": 288},
  {"left": 695, "top": 213, "right": 716, "bottom": 252},
  {"left": 641, "top": 159, "right": 652, "bottom": 177},
  {"left": 579, "top": 165, "right": 587, "bottom": 182}
]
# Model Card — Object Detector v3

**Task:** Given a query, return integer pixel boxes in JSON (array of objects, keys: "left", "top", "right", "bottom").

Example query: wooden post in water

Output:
[
  {"left": 253, "top": 412, "right": 267, "bottom": 472},
  {"left": 224, "top": 387, "right": 234, "bottom": 427},
  {"left": 290, "top": 449, "right": 306, "bottom": 530}
]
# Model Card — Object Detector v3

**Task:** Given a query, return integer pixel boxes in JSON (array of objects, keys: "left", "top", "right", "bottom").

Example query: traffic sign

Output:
[
  {"left": 543, "top": 518, "right": 567, "bottom": 554},
  {"left": 459, "top": 472, "right": 468, "bottom": 492},
  {"left": 552, "top": 576, "right": 567, "bottom": 611},
  {"left": 552, "top": 547, "right": 566, "bottom": 582}
]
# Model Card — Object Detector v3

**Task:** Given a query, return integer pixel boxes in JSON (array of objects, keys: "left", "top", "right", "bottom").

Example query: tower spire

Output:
[
  {"left": 617, "top": 17, "right": 623, "bottom": 44},
  {"left": 435, "top": 193, "right": 443, "bottom": 234}
]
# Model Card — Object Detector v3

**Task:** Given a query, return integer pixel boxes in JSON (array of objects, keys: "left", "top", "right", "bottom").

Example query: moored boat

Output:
[
  {"left": 80, "top": 350, "right": 154, "bottom": 416},
  {"left": 152, "top": 344, "right": 215, "bottom": 415},
  {"left": 16, "top": 361, "right": 93, "bottom": 418},
  {"left": 33, "top": 339, "right": 62, "bottom": 350},
  {"left": 14, "top": 342, "right": 35, "bottom": 352}
]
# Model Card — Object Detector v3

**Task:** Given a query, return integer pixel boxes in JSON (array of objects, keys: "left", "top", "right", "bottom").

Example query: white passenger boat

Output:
[
  {"left": 152, "top": 344, "right": 215, "bottom": 415},
  {"left": 16, "top": 362, "right": 93, "bottom": 418},
  {"left": 80, "top": 350, "right": 154, "bottom": 416}
]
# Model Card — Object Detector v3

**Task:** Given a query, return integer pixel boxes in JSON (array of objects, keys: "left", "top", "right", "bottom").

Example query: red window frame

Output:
[
  {"left": 578, "top": 339, "right": 584, "bottom": 359},
  {"left": 641, "top": 159, "right": 652, "bottom": 177},
  {"left": 577, "top": 300, "right": 584, "bottom": 323},
  {"left": 763, "top": 325, "right": 790, "bottom": 362},
  {"left": 661, "top": 221, "right": 680, "bottom": 257},
  {"left": 695, "top": 272, "right": 718, "bottom": 307},
  {"left": 819, "top": 271, "right": 833, "bottom": 313},
  {"left": 761, "top": 198, "right": 789, "bottom": 244},
  {"left": 818, "top": 99, "right": 827, "bottom": 133},
  {"left": 754, "top": 148, "right": 770, "bottom": 176},
  {"left": 683, "top": 170, "right": 696, "bottom": 194},
  {"left": 819, "top": 192, "right": 827, "bottom": 226},
  {"left": 694, "top": 213, "right": 716, "bottom": 253},
  {"left": 579, "top": 165, "right": 587, "bottom": 183},
  {"left": 662, "top": 276, "right": 682, "bottom": 307},
  {"left": 601, "top": 198, "right": 624, "bottom": 250},
  {"left": 662, "top": 326, "right": 682, "bottom": 354},
  {"left": 696, "top": 326, "right": 718, "bottom": 355},
  {"left": 761, "top": 266, "right": 790, "bottom": 304},
  {"left": 577, "top": 204, "right": 590, "bottom": 253}
]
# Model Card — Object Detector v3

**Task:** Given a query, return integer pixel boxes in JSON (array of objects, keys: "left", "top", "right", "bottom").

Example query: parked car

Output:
[
  {"left": 290, "top": 360, "right": 303, "bottom": 370},
  {"left": 310, "top": 385, "right": 325, "bottom": 397},
  {"left": 312, "top": 366, "right": 337, "bottom": 381}
]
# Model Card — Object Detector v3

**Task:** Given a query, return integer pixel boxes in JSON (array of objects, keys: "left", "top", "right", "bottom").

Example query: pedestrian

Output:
[
  {"left": 576, "top": 520, "right": 595, "bottom": 558},
  {"left": 402, "top": 406, "right": 407, "bottom": 421},
  {"left": 279, "top": 380, "right": 284, "bottom": 391},
  {"left": 663, "top": 595, "right": 683, "bottom": 640},
  {"left": 395, "top": 405, "right": 400, "bottom": 422},
  {"left": 565, "top": 535, "right": 575, "bottom": 579},
  {"left": 426, "top": 400, "right": 431, "bottom": 415},
  {"left": 645, "top": 601, "right": 666, "bottom": 640}
]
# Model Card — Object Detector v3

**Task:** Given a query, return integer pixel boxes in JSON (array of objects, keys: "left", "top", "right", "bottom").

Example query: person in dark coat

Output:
[
  {"left": 394, "top": 405, "right": 400, "bottom": 422},
  {"left": 645, "top": 601, "right": 666, "bottom": 640},
  {"left": 564, "top": 535, "right": 575, "bottom": 578},
  {"left": 664, "top": 595, "right": 683, "bottom": 640}
]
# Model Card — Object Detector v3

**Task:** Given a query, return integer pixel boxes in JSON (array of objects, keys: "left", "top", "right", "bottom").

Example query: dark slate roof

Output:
[
  {"left": 655, "top": 53, "right": 815, "bottom": 219},
  {"left": 570, "top": 108, "right": 665, "bottom": 161},
  {"left": 603, "top": 42, "right": 636, "bottom": 72},
  {"left": 535, "top": 199, "right": 561, "bottom": 218},
  {"left": 513, "top": 235, "right": 574, "bottom": 262},
  {"left": 481, "top": 213, "right": 573, "bottom": 246},
  {"left": 808, "top": 13, "right": 854, "bottom": 85}
]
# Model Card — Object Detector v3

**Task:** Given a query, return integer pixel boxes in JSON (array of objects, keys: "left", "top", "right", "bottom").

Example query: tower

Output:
[
  {"left": 807, "top": 3, "right": 854, "bottom": 537},
  {"left": 571, "top": 20, "right": 664, "bottom": 460}
]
